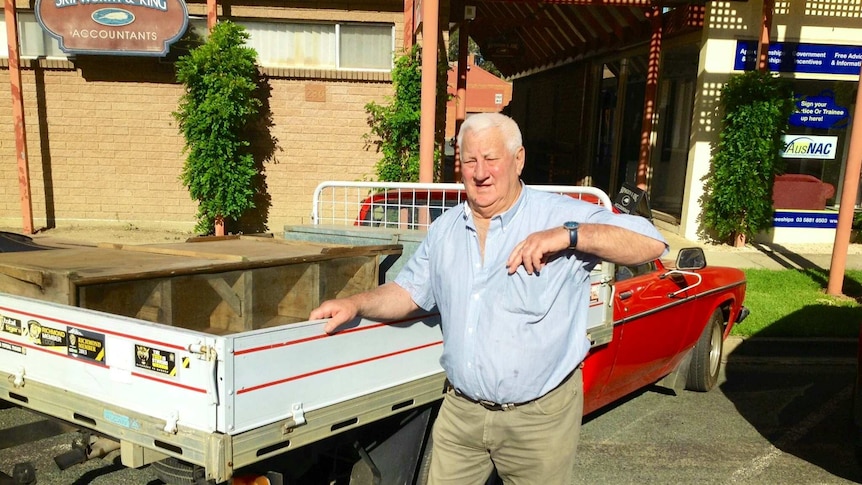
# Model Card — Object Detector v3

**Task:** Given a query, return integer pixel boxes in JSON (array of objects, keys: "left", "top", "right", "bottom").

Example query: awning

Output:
[{"left": 458, "top": 0, "right": 707, "bottom": 78}]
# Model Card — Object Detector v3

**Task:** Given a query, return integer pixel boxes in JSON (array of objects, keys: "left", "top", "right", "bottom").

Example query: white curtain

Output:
[
  {"left": 241, "top": 21, "right": 336, "bottom": 68},
  {"left": 339, "top": 24, "right": 392, "bottom": 70}
]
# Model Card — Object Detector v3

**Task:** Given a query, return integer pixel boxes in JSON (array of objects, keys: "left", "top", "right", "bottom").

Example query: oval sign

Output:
[{"left": 92, "top": 8, "right": 136, "bottom": 27}]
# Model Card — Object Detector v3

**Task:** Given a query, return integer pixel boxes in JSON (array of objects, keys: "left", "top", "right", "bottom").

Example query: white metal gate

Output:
[{"left": 311, "top": 181, "right": 614, "bottom": 229}]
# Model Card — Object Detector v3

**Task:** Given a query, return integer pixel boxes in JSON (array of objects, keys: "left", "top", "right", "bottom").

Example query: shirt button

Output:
[{"left": 472, "top": 293, "right": 480, "bottom": 300}]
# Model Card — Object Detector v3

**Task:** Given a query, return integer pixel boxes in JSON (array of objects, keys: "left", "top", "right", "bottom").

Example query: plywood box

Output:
[{"left": 0, "top": 236, "right": 400, "bottom": 334}]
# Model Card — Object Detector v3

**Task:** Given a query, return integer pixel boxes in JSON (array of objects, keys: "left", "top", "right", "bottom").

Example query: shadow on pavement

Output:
[
  {"left": 722, "top": 337, "right": 860, "bottom": 483},
  {"left": 752, "top": 242, "right": 817, "bottom": 270}
]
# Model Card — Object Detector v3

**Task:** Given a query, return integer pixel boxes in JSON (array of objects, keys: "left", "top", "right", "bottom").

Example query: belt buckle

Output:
[{"left": 478, "top": 399, "right": 499, "bottom": 411}]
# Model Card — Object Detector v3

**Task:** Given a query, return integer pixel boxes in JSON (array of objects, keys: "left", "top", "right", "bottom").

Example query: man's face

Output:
[{"left": 460, "top": 127, "right": 525, "bottom": 219}]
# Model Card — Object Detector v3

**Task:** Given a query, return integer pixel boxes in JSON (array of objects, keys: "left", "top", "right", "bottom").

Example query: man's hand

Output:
[
  {"left": 506, "top": 226, "right": 569, "bottom": 274},
  {"left": 309, "top": 283, "right": 421, "bottom": 335},
  {"left": 310, "top": 298, "right": 359, "bottom": 334}
]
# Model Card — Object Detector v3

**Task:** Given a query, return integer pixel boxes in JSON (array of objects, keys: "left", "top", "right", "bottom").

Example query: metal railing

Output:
[{"left": 311, "top": 181, "right": 613, "bottom": 229}]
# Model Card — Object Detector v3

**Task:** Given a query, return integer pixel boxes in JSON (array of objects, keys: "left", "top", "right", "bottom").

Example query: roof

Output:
[{"left": 457, "top": 0, "right": 707, "bottom": 78}]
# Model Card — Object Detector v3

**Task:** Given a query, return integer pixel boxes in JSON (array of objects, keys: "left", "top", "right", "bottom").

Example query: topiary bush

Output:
[
  {"left": 174, "top": 21, "right": 262, "bottom": 234},
  {"left": 702, "top": 71, "right": 796, "bottom": 245}
]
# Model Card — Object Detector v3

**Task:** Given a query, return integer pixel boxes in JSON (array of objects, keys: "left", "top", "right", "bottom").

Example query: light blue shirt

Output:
[{"left": 395, "top": 186, "right": 666, "bottom": 404}]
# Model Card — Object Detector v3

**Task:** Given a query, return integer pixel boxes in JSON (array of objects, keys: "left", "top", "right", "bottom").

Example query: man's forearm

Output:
[
  {"left": 577, "top": 223, "right": 666, "bottom": 265},
  {"left": 350, "top": 282, "right": 420, "bottom": 320}
]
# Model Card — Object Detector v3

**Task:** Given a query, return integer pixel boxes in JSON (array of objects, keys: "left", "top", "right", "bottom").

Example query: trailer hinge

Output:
[
  {"left": 187, "top": 342, "right": 220, "bottom": 405},
  {"left": 188, "top": 343, "right": 217, "bottom": 361},
  {"left": 282, "top": 403, "right": 306, "bottom": 434},
  {"left": 163, "top": 410, "right": 179, "bottom": 434},
  {"left": 11, "top": 366, "right": 25, "bottom": 388}
]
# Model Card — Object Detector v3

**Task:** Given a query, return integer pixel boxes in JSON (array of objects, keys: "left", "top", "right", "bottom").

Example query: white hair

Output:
[{"left": 456, "top": 113, "right": 523, "bottom": 156}]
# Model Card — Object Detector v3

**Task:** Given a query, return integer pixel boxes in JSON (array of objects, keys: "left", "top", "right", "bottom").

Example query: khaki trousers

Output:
[{"left": 428, "top": 367, "right": 583, "bottom": 485}]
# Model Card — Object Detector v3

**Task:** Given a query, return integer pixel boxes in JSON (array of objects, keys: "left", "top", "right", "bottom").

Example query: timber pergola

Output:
[
  {"left": 413, "top": 0, "right": 861, "bottom": 295},
  {"left": 420, "top": 0, "right": 707, "bottom": 187}
]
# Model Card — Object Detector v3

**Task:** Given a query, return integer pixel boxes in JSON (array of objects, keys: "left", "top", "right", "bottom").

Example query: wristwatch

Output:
[{"left": 563, "top": 221, "right": 579, "bottom": 249}]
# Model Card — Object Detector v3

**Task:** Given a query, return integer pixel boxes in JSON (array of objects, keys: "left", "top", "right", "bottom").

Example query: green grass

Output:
[{"left": 731, "top": 268, "right": 862, "bottom": 339}]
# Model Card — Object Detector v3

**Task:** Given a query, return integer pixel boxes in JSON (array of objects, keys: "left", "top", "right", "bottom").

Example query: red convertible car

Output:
[{"left": 354, "top": 185, "right": 749, "bottom": 408}]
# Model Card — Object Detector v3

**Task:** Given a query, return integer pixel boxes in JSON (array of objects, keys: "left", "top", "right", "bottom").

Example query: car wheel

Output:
[{"left": 686, "top": 308, "right": 724, "bottom": 392}]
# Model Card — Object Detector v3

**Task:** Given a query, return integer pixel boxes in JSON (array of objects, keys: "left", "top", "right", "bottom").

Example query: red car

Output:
[{"left": 354, "top": 186, "right": 749, "bottom": 408}]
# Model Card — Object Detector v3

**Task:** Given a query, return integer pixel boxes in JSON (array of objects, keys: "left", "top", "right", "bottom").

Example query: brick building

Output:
[{"left": 1, "top": 0, "right": 408, "bottom": 233}]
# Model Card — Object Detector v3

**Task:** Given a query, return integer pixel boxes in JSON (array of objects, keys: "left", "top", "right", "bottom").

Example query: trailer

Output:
[{"left": 0, "top": 183, "right": 617, "bottom": 484}]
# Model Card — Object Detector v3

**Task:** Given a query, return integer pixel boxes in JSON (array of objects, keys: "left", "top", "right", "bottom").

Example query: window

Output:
[
  {"left": 339, "top": 24, "right": 392, "bottom": 70},
  {"left": 0, "top": 11, "right": 67, "bottom": 59},
  {"left": 238, "top": 20, "right": 393, "bottom": 71}
]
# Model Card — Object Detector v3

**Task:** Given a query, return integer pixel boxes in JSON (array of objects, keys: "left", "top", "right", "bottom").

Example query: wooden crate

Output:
[{"left": 0, "top": 236, "right": 400, "bottom": 334}]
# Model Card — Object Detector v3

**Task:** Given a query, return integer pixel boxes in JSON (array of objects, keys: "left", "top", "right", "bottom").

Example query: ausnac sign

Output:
[
  {"left": 780, "top": 135, "right": 839, "bottom": 160},
  {"left": 35, "top": 0, "right": 188, "bottom": 56}
]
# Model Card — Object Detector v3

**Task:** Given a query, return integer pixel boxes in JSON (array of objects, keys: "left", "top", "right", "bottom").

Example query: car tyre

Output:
[{"left": 685, "top": 308, "right": 723, "bottom": 392}]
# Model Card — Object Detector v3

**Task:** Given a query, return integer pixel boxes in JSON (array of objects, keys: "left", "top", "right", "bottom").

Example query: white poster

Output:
[{"left": 780, "top": 135, "right": 839, "bottom": 160}]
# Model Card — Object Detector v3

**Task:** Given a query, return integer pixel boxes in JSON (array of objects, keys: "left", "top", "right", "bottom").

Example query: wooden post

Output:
[
  {"left": 636, "top": 6, "right": 662, "bottom": 191},
  {"left": 454, "top": 18, "right": 469, "bottom": 184},
  {"left": 5, "top": 0, "right": 34, "bottom": 234},
  {"left": 207, "top": 0, "right": 217, "bottom": 30},
  {"left": 756, "top": 0, "right": 773, "bottom": 72},
  {"left": 419, "top": 0, "right": 439, "bottom": 184},
  {"left": 827, "top": 65, "right": 862, "bottom": 296}
]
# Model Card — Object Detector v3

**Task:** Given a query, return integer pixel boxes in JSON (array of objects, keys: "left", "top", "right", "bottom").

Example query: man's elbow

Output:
[{"left": 646, "top": 238, "right": 668, "bottom": 261}]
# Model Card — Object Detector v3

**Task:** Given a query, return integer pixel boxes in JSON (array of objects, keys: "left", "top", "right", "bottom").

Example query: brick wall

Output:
[{"left": 1, "top": 3, "right": 402, "bottom": 234}]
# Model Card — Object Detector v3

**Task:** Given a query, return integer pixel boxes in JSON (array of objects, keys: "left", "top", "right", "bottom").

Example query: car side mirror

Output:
[{"left": 676, "top": 247, "right": 706, "bottom": 270}]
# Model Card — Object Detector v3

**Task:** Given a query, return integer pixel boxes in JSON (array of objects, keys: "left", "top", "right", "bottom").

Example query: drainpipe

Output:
[
  {"left": 5, "top": 0, "right": 34, "bottom": 234},
  {"left": 827, "top": 66, "right": 862, "bottom": 296}
]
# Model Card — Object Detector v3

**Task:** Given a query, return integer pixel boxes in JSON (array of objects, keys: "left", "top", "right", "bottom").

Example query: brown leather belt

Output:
[{"left": 448, "top": 368, "right": 576, "bottom": 412}]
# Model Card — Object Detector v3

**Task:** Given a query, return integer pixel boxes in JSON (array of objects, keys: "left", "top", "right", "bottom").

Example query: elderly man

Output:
[{"left": 311, "top": 113, "right": 667, "bottom": 484}]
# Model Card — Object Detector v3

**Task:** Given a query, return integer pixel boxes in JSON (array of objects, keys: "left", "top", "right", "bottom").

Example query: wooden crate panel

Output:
[{"left": 0, "top": 238, "right": 398, "bottom": 335}]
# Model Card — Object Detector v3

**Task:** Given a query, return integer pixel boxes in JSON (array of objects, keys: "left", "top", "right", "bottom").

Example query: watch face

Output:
[{"left": 564, "top": 221, "right": 578, "bottom": 229}]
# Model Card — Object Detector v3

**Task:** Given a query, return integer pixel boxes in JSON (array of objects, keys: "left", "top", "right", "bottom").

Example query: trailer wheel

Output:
[
  {"left": 685, "top": 308, "right": 724, "bottom": 392},
  {"left": 151, "top": 457, "right": 215, "bottom": 485}
]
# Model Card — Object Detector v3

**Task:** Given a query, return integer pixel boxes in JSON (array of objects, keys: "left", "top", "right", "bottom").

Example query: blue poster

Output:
[
  {"left": 735, "top": 41, "right": 862, "bottom": 75},
  {"left": 773, "top": 211, "right": 838, "bottom": 229},
  {"left": 789, "top": 90, "right": 850, "bottom": 130}
]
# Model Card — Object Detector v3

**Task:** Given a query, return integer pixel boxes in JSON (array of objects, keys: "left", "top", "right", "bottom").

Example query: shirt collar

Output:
[{"left": 461, "top": 182, "right": 527, "bottom": 230}]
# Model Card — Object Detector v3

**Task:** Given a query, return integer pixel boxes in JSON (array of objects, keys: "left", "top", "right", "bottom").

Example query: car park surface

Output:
[
  {"left": 575, "top": 338, "right": 859, "bottom": 484},
  {"left": 0, "top": 339, "right": 856, "bottom": 484}
]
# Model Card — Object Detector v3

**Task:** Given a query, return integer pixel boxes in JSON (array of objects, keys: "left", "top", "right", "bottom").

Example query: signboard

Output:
[
  {"left": 613, "top": 183, "right": 652, "bottom": 221},
  {"left": 773, "top": 210, "right": 838, "bottom": 229},
  {"left": 35, "top": 0, "right": 189, "bottom": 56},
  {"left": 734, "top": 41, "right": 862, "bottom": 76},
  {"left": 789, "top": 91, "right": 850, "bottom": 130},
  {"left": 780, "top": 135, "right": 839, "bottom": 160}
]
